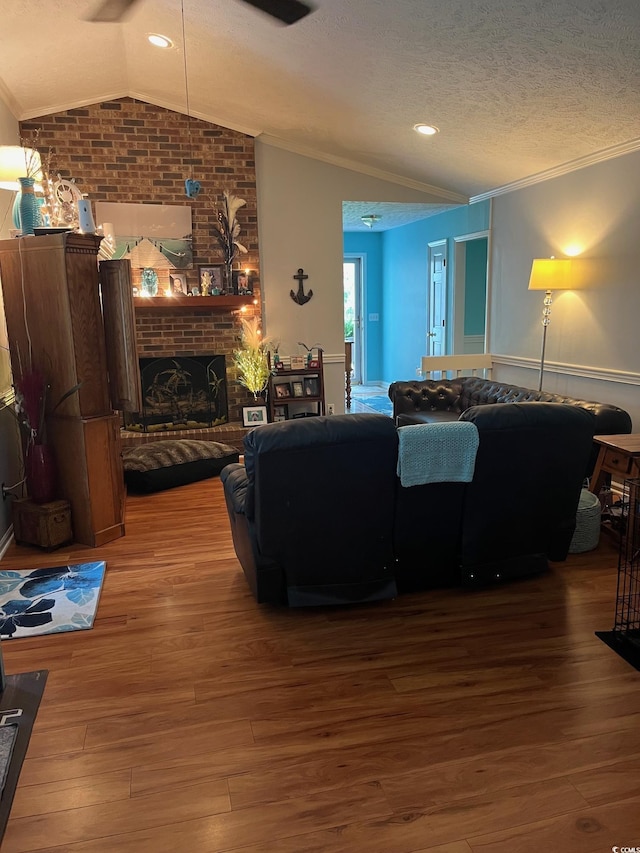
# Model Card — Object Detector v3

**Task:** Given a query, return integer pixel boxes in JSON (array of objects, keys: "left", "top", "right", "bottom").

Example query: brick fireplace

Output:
[{"left": 20, "top": 97, "right": 263, "bottom": 452}]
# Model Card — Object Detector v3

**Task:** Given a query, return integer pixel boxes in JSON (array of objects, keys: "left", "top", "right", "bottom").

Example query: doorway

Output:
[
  {"left": 343, "top": 255, "right": 363, "bottom": 384},
  {"left": 452, "top": 231, "right": 489, "bottom": 354}
]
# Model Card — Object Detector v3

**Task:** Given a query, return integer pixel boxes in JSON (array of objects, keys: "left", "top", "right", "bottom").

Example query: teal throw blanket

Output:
[{"left": 396, "top": 421, "right": 479, "bottom": 487}]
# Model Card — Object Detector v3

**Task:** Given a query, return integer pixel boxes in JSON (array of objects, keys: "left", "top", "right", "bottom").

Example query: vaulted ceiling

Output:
[{"left": 2, "top": 0, "right": 640, "bottom": 210}]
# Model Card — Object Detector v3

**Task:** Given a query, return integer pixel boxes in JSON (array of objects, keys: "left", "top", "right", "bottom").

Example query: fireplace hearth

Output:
[{"left": 123, "top": 355, "right": 228, "bottom": 433}]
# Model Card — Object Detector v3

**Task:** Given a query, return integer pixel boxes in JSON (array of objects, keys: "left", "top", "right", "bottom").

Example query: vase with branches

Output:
[
  {"left": 211, "top": 190, "right": 248, "bottom": 293},
  {"left": 8, "top": 363, "right": 82, "bottom": 503}
]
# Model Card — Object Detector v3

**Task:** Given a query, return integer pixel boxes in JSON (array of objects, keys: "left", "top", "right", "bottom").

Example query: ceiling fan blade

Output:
[
  {"left": 240, "top": 0, "right": 314, "bottom": 25},
  {"left": 87, "top": 0, "right": 140, "bottom": 23}
]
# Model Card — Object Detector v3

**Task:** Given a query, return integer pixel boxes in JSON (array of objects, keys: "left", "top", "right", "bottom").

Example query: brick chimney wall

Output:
[{"left": 20, "top": 97, "right": 261, "bottom": 422}]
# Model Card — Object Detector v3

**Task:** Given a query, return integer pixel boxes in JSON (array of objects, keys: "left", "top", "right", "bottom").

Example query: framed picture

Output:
[
  {"left": 197, "top": 264, "right": 225, "bottom": 295},
  {"left": 273, "top": 406, "right": 287, "bottom": 422},
  {"left": 274, "top": 382, "right": 291, "bottom": 399},
  {"left": 169, "top": 273, "right": 188, "bottom": 295},
  {"left": 304, "top": 377, "right": 320, "bottom": 396},
  {"left": 242, "top": 405, "right": 268, "bottom": 427},
  {"left": 94, "top": 201, "right": 193, "bottom": 268},
  {"left": 232, "top": 269, "right": 253, "bottom": 295},
  {"left": 290, "top": 356, "right": 306, "bottom": 370},
  {"left": 292, "top": 380, "right": 304, "bottom": 398}
]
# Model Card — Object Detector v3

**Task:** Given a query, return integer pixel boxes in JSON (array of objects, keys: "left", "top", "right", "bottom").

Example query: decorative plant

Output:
[
  {"left": 233, "top": 316, "right": 272, "bottom": 400},
  {"left": 211, "top": 190, "right": 248, "bottom": 279},
  {"left": 11, "top": 365, "right": 81, "bottom": 447}
]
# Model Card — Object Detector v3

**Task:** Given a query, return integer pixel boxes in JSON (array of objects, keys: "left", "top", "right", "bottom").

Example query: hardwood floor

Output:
[{"left": 1, "top": 478, "right": 639, "bottom": 852}]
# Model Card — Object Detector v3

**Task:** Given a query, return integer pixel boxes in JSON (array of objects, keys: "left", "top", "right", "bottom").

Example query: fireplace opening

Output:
[{"left": 123, "top": 355, "right": 228, "bottom": 433}]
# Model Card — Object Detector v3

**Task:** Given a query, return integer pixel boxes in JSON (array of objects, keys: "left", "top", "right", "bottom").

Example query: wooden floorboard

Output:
[{"left": 0, "top": 476, "right": 638, "bottom": 852}]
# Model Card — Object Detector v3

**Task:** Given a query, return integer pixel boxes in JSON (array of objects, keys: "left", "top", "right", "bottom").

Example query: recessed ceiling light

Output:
[
  {"left": 148, "top": 34, "right": 173, "bottom": 48},
  {"left": 414, "top": 124, "right": 439, "bottom": 136}
]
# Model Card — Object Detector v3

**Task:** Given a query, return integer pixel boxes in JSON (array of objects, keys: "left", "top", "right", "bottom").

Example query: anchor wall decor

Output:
[{"left": 290, "top": 268, "right": 313, "bottom": 305}]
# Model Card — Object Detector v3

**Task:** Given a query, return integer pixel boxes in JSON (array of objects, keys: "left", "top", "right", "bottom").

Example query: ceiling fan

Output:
[{"left": 89, "top": 0, "right": 314, "bottom": 25}]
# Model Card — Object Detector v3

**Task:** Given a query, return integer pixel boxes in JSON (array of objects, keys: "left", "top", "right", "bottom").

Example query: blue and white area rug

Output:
[
  {"left": 360, "top": 396, "right": 393, "bottom": 416},
  {"left": 0, "top": 562, "right": 106, "bottom": 640}
]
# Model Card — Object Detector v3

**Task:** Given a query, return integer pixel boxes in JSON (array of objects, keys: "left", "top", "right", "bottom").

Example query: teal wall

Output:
[
  {"left": 343, "top": 231, "right": 383, "bottom": 382},
  {"left": 343, "top": 201, "right": 490, "bottom": 384},
  {"left": 464, "top": 238, "right": 488, "bottom": 335},
  {"left": 381, "top": 201, "right": 490, "bottom": 382}
]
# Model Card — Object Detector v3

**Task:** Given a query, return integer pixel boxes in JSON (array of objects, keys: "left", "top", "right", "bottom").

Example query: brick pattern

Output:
[{"left": 20, "top": 97, "right": 262, "bottom": 424}]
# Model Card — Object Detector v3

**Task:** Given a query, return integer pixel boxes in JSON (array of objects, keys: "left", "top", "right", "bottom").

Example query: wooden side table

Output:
[{"left": 589, "top": 434, "right": 640, "bottom": 497}]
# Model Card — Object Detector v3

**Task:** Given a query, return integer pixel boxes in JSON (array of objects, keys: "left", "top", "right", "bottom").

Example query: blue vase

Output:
[
  {"left": 18, "top": 177, "right": 42, "bottom": 236},
  {"left": 141, "top": 267, "right": 159, "bottom": 296}
]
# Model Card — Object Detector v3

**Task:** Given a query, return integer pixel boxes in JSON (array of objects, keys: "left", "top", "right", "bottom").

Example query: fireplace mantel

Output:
[{"left": 133, "top": 295, "right": 255, "bottom": 311}]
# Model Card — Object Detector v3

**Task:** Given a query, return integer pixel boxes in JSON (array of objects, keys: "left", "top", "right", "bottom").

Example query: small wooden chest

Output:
[{"left": 12, "top": 499, "right": 73, "bottom": 551}]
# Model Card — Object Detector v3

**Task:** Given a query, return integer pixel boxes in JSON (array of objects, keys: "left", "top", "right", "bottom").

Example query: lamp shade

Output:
[
  {"left": 528, "top": 258, "right": 572, "bottom": 291},
  {"left": 0, "top": 145, "right": 43, "bottom": 190}
]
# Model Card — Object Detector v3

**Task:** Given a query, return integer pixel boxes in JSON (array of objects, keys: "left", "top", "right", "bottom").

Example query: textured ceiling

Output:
[{"left": 2, "top": 0, "right": 640, "bottom": 201}]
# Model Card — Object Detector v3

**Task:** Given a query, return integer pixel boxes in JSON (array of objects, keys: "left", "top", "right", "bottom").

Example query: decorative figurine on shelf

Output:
[
  {"left": 141, "top": 267, "right": 159, "bottom": 296},
  {"left": 200, "top": 269, "right": 213, "bottom": 296}
]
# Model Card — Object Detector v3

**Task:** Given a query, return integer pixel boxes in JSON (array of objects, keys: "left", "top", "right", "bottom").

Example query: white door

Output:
[
  {"left": 427, "top": 241, "right": 448, "bottom": 356},
  {"left": 343, "top": 257, "right": 363, "bottom": 383}
]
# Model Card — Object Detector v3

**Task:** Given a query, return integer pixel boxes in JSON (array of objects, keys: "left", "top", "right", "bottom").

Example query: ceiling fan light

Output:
[
  {"left": 361, "top": 214, "right": 381, "bottom": 228},
  {"left": 414, "top": 123, "right": 439, "bottom": 136},
  {"left": 148, "top": 33, "right": 173, "bottom": 48}
]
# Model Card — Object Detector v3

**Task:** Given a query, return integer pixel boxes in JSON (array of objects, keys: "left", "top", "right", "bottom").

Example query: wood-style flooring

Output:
[{"left": 0, "top": 478, "right": 638, "bottom": 853}]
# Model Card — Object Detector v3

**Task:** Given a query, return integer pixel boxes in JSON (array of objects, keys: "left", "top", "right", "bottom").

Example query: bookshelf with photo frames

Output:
[{"left": 267, "top": 350, "right": 325, "bottom": 422}]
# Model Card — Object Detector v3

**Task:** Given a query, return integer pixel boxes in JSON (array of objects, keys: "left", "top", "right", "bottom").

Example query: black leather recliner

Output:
[
  {"left": 458, "top": 402, "right": 596, "bottom": 584},
  {"left": 221, "top": 414, "right": 399, "bottom": 606}
]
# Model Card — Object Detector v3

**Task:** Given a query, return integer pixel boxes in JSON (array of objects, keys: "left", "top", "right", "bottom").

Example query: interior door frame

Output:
[
  {"left": 343, "top": 253, "right": 365, "bottom": 384},
  {"left": 452, "top": 229, "right": 490, "bottom": 354}
]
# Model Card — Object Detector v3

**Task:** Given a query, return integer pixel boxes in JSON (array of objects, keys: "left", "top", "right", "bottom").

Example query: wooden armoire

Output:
[{"left": 0, "top": 232, "right": 139, "bottom": 546}]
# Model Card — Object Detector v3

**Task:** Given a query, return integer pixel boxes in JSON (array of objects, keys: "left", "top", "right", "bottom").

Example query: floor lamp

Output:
[{"left": 528, "top": 258, "right": 572, "bottom": 391}]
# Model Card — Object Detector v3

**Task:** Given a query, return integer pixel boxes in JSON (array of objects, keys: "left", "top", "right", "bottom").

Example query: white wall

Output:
[
  {"left": 255, "top": 140, "right": 455, "bottom": 413},
  {"left": 0, "top": 96, "right": 20, "bottom": 546},
  {"left": 489, "top": 149, "right": 640, "bottom": 429}
]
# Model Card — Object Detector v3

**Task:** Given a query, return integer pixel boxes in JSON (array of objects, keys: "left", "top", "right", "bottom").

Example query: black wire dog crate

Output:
[{"left": 599, "top": 477, "right": 640, "bottom": 670}]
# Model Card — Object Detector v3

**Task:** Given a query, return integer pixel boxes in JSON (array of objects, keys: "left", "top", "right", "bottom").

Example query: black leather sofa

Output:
[
  {"left": 389, "top": 376, "right": 632, "bottom": 475},
  {"left": 221, "top": 404, "right": 596, "bottom": 606}
]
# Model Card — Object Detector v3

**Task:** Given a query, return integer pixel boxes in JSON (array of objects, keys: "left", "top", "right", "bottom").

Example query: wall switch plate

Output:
[
  {"left": 369, "top": 313, "right": 379, "bottom": 321},
  {"left": 327, "top": 403, "right": 335, "bottom": 415}
]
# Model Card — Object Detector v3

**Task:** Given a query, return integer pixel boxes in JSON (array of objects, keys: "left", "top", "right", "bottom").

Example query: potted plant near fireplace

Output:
[{"left": 233, "top": 317, "right": 272, "bottom": 411}]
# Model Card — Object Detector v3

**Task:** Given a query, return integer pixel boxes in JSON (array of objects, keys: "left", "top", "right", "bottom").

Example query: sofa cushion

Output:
[{"left": 123, "top": 439, "right": 239, "bottom": 493}]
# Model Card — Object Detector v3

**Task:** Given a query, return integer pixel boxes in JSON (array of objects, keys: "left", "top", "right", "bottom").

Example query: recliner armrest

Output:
[{"left": 220, "top": 463, "right": 249, "bottom": 515}]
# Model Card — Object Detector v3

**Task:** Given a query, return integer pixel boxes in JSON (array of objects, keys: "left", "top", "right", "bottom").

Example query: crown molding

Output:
[
  {"left": 470, "top": 138, "right": 640, "bottom": 203},
  {"left": 257, "top": 134, "right": 468, "bottom": 203},
  {"left": 16, "top": 91, "right": 262, "bottom": 139},
  {"left": 491, "top": 353, "right": 640, "bottom": 386}
]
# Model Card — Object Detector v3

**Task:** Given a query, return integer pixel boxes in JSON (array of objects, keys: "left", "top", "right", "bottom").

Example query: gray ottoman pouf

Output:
[
  {"left": 569, "top": 488, "right": 601, "bottom": 553},
  {"left": 122, "top": 439, "right": 239, "bottom": 493}
]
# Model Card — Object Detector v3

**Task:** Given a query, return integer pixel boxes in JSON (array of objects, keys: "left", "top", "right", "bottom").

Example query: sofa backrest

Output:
[
  {"left": 459, "top": 402, "right": 596, "bottom": 584},
  {"left": 243, "top": 414, "right": 399, "bottom": 605}
]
